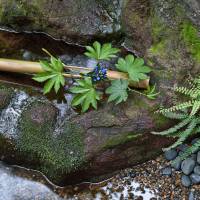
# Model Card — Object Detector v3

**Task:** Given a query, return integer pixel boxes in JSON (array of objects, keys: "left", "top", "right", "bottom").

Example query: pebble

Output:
[
  {"left": 181, "top": 175, "right": 192, "bottom": 187},
  {"left": 189, "top": 191, "right": 194, "bottom": 200},
  {"left": 181, "top": 158, "right": 195, "bottom": 175},
  {"left": 177, "top": 144, "right": 188, "bottom": 152},
  {"left": 197, "top": 151, "right": 200, "bottom": 164},
  {"left": 23, "top": 51, "right": 35, "bottom": 61},
  {"left": 164, "top": 149, "right": 177, "bottom": 161},
  {"left": 189, "top": 154, "right": 197, "bottom": 161},
  {"left": 193, "top": 165, "right": 200, "bottom": 175},
  {"left": 190, "top": 173, "right": 200, "bottom": 184},
  {"left": 161, "top": 167, "right": 172, "bottom": 176},
  {"left": 171, "top": 157, "right": 182, "bottom": 170}
]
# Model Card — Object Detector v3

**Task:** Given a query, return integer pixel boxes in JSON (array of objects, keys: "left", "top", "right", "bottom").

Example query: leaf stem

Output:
[
  {"left": 62, "top": 73, "right": 82, "bottom": 79},
  {"left": 128, "top": 87, "right": 147, "bottom": 98}
]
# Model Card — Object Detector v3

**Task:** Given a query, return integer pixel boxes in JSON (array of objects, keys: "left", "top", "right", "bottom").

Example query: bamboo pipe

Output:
[{"left": 0, "top": 58, "right": 149, "bottom": 89}]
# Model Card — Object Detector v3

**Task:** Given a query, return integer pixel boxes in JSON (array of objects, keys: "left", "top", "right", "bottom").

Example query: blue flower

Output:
[{"left": 88, "top": 65, "right": 107, "bottom": 82}]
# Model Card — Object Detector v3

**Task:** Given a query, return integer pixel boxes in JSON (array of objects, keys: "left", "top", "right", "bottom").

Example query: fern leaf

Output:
[
  {"left": 174, "top": 87, "right": 196, "bottom": 97},
  {"left": 172, "top": 139, "right": 200, "bottom": 163},
  {"left": 159, "top": 101, "right": 194, "bottom": 114},
  {"left": 162, "top": 112, "right": 188, "bottom": 119},
  {"left": 151, "top": 117, "right": 191, "bottom": 136},
  {"left": 190, "top": 100, "right": 200, "bottom": 116},
  {"left": 163, "top": 119, "right": 197, "bottom": 151}
]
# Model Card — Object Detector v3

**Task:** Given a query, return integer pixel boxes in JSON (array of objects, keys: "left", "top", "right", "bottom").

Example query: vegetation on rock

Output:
[{"left": 33, "top": 41, "right": 158, "bottom": 112}]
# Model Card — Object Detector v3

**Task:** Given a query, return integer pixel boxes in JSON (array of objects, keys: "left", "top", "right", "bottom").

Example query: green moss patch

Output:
[
  {"left": 181, "top": 22, "right": 200, "bottom": 62},
  {"left": 17, "top": 103, "right": 85, "bottom": 182}
]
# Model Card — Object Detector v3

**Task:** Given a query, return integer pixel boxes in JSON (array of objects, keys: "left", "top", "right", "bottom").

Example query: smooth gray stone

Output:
[
  {"left": 194, "top": 165, "right": 200, "bottom": 175},
  {"left": 181, "top": 175, "right": 192, "bottom": 187},
  {"left": 190, "top": 173, "right": 200, "bottom": 184},
  {"left": 171, "top": 157, "right": 182, "bottom": 170},
  {"left": 181, "top": 158, "right": 195, "bottom": 175},
  {"left": 197, "top": 151, "right": 200, "bottom": 164},
  {"left": 177, "top": 144, "right": 188, "bottom": 152},
  {"left": 164, "top": 149, "right": 177, "bottom": 161},
  {"left": 189, "top": 191, "right": 194, "bottom": 200}
]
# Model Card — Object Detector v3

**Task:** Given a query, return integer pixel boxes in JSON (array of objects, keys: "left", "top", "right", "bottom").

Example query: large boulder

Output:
[
  {"left": 0, "top": 0, "right": 200, "bottom": 186},
  {"left": 0, "top": 82, "right": 172, "bottom": 186}
]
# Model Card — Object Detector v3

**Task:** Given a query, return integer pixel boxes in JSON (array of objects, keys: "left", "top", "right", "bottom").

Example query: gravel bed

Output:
[{"left": 69, "top": 156, "right": 200, "bottom": 200}]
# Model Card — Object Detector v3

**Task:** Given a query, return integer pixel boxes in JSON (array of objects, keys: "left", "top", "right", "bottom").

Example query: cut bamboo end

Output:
[
  {"left": 0, "top": 58, "right": 149, "bottom": 89},
  {"left": 0, "top": 58, "right": 43, "bottom": 73}
]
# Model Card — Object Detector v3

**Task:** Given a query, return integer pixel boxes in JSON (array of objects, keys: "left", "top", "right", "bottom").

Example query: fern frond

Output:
[
  {"left": 174, "top": 87, "right": 197, "bottom": 98},
  {"left": 162, "top": 111, "right": 188, "bottom": 119},
  {"left": 163, "top": 119, "right": 197, "bottom": 151},
  {"left": 159, "top": 101, "right": 194, "bottom": 114},
  {"left": 151, "top": 117, "right": 191, "bottom": 136},
  {"left": 190, "top": 100, "right": 200, "bottom": 116},
  {"left": 172, "top": 139, "right": 200, "bottom": 163}
]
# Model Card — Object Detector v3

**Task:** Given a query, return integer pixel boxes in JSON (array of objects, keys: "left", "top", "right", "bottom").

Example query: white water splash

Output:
[
  {"left": 94, "top": 180, "right": 157, "bottom": 200},
  {"left": 0, "top": 91, "right": 29, "bottom": 139},
  {"left": 53, "top": 94, "right": 76, "bottom": 136}
]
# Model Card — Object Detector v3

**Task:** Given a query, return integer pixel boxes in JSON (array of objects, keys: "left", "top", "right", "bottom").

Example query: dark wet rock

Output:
[
  {"left": 181, "top": 158, "right": 195, "bottom": 175},
  {"left": 0, "top": 0, "right": 122, "bottom": 45},
  {"left": 193, "top": 166, "right": 200, "bottom": 175},
  {"left": 181, "top": 175, "right": 192, "bottom": 187},
  {"left": 197, "top": 151, "right": 200, "bottom": 164},
  {"left": 161, "top": 167, "right": 172, "bottom": 176},
  {"left": 164, "top": 149, "right": 177, "bottom": 161},
  {"left": 190, "top": 173, "right": 200, "bottom": 184},
  {"left": 171, "top": 157, "right": 182, "bottom": 170}
]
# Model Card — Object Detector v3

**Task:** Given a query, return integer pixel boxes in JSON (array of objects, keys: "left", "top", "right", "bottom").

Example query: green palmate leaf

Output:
[
  {"left": 106, "top": 79, "right": 129, "bottom": 104},
  {"left": 33, "top": 54, "right": 65, "bottom": 94},
  {"left": 70, "top": 77, "right": 101, "bottom": 112},
  {"left": 85, "top": 41, "right": 120, "bottom": 61},
  {"left": 116, "top": 55, "right": 151, "bottom": 82}
]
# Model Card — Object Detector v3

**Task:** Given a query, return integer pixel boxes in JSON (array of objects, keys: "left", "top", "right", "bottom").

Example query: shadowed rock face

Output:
[
  {"left": 0, "top": 0, "right": 199, "bottom": 186},
  {"left": 0, "top": 0, "right": 123, "bottom": 44}
]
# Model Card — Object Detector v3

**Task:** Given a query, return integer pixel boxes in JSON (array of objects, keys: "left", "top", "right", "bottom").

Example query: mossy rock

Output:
[
  {"left": 17, "top": 100, "right": 85, "bottom": 183},
  {"left": 0, "top": 86, "right": 13, "bottom": 110}
]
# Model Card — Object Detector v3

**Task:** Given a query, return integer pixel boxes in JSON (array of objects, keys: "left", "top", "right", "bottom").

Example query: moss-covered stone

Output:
[{"left": 17, "top": 101, "right": 85, "bottom": 182}]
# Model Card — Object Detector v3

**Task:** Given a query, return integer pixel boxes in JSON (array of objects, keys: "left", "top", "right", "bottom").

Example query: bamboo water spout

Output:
[{"left": 0, "top": 58, "right": 149, "bottom": 89}]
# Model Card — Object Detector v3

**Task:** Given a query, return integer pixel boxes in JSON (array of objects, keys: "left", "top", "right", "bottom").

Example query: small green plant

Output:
[
  {"left": 84, "top": 41, "right": 120, "bottom": 61},
  {"left": 32, "top": 57, "right": 65, "bottom": 94},
  {"left": 152, "top": 77, "right": 200, "bottom": 162},
  {"left": 70, "top": 77, "right": 101, "bottom": 112},
  {"left": 106, "top": 79, "right": 129, "bottom": 104},
  {"left": 116, "top": 55, "right": 152, "bottom": 82},
  {"left": 33, "top": 41, "right": 158, "bottom": 112}
]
